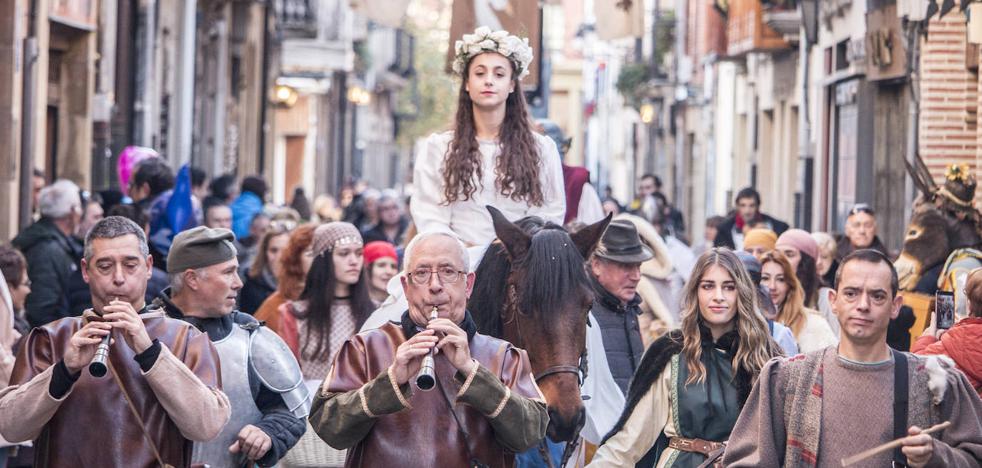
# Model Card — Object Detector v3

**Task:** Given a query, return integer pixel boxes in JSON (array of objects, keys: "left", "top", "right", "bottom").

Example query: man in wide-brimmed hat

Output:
[{"left": 589, "top": 219, "right": 654, "bottom": 394}]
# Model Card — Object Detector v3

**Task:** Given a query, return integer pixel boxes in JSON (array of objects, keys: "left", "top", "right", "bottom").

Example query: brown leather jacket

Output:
[
  {"left": 0, "top": 310, "right": 229, "bottom": 468},
  {"left": 309, "top": 321, "right": 548, "bottom": 467}
]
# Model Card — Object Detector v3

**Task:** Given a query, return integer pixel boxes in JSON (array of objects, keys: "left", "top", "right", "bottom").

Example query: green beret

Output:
[{"left": 167, "top": 226, "right": 238, "bottom": 273}]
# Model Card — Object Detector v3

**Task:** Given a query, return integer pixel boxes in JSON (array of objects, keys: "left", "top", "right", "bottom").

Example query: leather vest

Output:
[
  {"left": 11, "top": 311, "right": 222, "bottom": 468},
  {"left": 324, "top": 322, "right": 541, "bottom": 468},
  {"left": 192, "top": 323, "right": 262, "bottom": 468}
]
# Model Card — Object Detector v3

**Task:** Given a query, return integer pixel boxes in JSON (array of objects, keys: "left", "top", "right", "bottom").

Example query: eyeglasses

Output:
[
  {"left": 407, "top": 267, "right": 467, "bottom": 285},
  {"left": 849, "top": 203, "right": 875, "bottom": 217}
]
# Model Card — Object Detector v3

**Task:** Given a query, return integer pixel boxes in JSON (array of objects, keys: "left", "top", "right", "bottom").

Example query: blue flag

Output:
[{"left": 167, "top": 164, "right": 195, "bottom": 234}]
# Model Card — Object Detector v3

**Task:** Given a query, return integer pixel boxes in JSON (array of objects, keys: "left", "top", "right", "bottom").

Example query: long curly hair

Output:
[
  {"left": 442, "top": 54, "right": 544, "bottom": 206},
  {"left": 679, "top": 248, "right": 778, "bottom": 385},
  {"left": 760, "top": 250, "right": 808, "bottom": 337},
  {"left": 277, "top": 223, "right": 317, "bottom": 301}
]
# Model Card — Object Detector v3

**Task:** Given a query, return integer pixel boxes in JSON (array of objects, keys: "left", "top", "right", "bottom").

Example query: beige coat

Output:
[{"left": 616, "top": 214, "right": 677, "bottom": 344}]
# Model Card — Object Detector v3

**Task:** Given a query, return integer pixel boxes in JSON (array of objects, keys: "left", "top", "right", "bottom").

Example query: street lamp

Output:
[
  {"left": 271, "top": 84, "right": 298, "bottom": 107},
  {"left": 346, "top": 86, "right": 372, "bottom": 106},
  {"left": 640, "top": 102, "right": 656, "bottom": 124}
]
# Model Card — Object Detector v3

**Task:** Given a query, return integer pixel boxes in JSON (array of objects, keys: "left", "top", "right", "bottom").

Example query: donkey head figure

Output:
[{"left": 896, "top": 157, "right": 982, "bottom": 289}]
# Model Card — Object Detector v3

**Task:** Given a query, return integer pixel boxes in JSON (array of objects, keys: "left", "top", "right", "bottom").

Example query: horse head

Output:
[
  {"left": 894, "top": 206, "right": 982, "bottom": 290},
  {"left": 475, "top": 206, "right": 610, "bottom": 442}
]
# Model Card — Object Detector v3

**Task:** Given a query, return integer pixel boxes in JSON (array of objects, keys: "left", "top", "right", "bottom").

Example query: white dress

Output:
[{"left": 410, "top": 131, "right": 566, "bottom": 246}]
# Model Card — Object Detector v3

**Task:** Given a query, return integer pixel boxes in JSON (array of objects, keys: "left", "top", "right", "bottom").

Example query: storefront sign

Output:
[{"left": 866, "top": 3, "right": 907, "bottom": 81}]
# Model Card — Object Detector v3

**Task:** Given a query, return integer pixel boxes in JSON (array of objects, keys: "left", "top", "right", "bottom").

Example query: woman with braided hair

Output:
[{"left": 410, "top": 26, "right": 565, "bottom": 247}]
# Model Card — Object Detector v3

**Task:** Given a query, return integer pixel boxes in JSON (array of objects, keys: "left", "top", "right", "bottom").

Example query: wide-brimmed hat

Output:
[
  {"left": 594, "top": 219, "right": 654, "bottom": 264},
  {"left": 616, "top": 213, "right": 673, "bottom": 279}
]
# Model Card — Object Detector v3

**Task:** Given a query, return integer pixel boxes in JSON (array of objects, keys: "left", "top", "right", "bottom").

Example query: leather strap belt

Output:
[{"left": 668, "top": 437, "right": 725, "bottom": 456}]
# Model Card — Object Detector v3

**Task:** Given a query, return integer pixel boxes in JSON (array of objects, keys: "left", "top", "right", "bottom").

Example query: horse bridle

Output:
[
  {"left": 504, "top": 274, "right": 590, "bottom": 468},
  {"left": 503, "top": 283, "right": 591, "bottom": 386},
  {"left": 534, "top": 348, "right": 589, "bottom": 386}
]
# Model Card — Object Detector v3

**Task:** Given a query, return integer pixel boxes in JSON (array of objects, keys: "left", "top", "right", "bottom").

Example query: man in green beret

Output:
[{"left": 155, "top": 226, "right": 308, "bottom": 467}]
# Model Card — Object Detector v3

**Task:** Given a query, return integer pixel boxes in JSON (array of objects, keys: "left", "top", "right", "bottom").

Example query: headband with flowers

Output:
[{"left": 452, "top": 26, "right": 534, "bottom": 80}]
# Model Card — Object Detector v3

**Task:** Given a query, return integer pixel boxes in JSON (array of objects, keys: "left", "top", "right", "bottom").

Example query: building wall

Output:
[
  {"left": 549, "top": 59, "right": 585, "bottom": 166},
  {"left": 871, "top": 83, "right": 910, "bottom": 250},
  {"left": 712, "top": 61, "right": 737, "bottom": 215},
  {"left": 977, "top": 44, "right": 982, "bottom": 195},
  {"left": 0, "top": 0, "right": 26, "bottom": 240},
  {"left": 919, "top": 12, "right": 979, "bottom": 183}
]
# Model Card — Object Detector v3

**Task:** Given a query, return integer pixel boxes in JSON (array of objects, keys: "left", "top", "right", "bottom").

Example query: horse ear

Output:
[
  {"left": 571, "top": 213, "right": 613, "bottom": 260},
  {"left": 487, "top": 205, "right": 531, "bottom": 260}
]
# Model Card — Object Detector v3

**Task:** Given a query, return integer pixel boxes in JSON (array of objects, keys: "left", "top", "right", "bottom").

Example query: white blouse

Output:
[{"left": 410, "top": 131, "right": 566, "bottom": 246}]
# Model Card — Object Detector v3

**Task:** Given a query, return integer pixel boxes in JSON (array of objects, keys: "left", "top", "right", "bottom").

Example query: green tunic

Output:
[{"left": 660, "top": 346, "right": 740, "bottom": 467}]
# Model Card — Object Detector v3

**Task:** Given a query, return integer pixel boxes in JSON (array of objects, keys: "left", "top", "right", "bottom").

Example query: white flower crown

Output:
[{"left": 452, "top": 26, "right": 534, "bottom": 80}]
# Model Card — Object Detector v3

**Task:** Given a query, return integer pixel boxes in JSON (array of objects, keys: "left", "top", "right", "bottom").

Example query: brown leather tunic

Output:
[
  {"left": 324, "top": 322, "right": 543, "bottom": 467},
  {"left": 10, "top": 311, "right": 222, "bottom": 468}
]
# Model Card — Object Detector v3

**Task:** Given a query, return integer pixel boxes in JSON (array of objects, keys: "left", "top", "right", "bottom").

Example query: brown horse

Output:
[{"left": 469, "top": 206, "right": 610, "bottom": 443}]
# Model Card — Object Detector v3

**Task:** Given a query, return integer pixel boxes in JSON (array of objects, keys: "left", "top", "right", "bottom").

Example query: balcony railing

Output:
[
  {"left": 726, "top": 0, "right": 790, "bottom": 57},
  {"left": 275, "top": 0, "right": 319, "bottom": 38}
]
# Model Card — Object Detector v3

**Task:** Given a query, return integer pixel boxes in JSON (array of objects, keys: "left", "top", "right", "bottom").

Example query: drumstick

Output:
[{"left": 840, "top": 421, "right": 951, "bottom": 467}]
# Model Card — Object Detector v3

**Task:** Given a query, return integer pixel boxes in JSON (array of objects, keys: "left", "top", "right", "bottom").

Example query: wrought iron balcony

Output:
[
  {"left": 277, "top": 0, "right": 353, "bottom": 74},
  {"left": 275, "top": 0, "right": 319, "bottom": 38}
]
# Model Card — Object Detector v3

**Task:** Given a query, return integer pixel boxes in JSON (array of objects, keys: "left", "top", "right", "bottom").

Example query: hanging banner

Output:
[
  {"left": 447, "top": 0, "right": 542, "bottom": 88},
  {"left": 594, "top": 0, "right": 645, "bottom": 41}
]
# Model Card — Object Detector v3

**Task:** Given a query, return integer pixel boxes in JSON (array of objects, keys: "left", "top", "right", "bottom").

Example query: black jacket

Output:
[
  {"left": 12, "top": 218, "right": 84, "bottom": 328},
  {"left": 239, "top": 269, "right": 277, "bottom": 315},
  {"left": 589, "top": 275, "right": 645, "bottom": 394},
  {"left": 361, "top": 218, "right": 409, "bottom": 246},
  {"left": 713, "top": 213, "right": 789, "bottom": 249},
  {"left": 153, "top": 291, "right": 306, "bottom": 466}
]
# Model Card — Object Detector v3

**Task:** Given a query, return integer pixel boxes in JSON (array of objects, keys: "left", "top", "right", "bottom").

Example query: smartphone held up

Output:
[{"left": 935, "top": 291, "right": 956, "bottom": 330}]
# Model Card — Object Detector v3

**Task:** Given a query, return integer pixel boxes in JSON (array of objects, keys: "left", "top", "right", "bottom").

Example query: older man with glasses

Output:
[
  {"left": 837, "top": 203, "right": 888, "bottom": 261},
  {"left": 308, "top": 231, "right": 548, "bottom": 467}
]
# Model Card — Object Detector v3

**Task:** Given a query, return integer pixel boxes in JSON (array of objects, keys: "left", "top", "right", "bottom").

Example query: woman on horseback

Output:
[
  {"left": 588, "top": 248, "right": 780, "bottom": 467},
  {"left": 410, "top": 26, "right": 565, "bottom": 247}
]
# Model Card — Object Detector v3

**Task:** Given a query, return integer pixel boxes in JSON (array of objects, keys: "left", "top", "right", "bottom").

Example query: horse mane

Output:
[
  {"left": 514, "top": 228, "right": 591, "bottom": 321},
  {"left": 470, "top": 241, "right": 511, "bottom": 337},
  {"left": 469, "top": 218, "right": 590, "bottom": 338}
]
